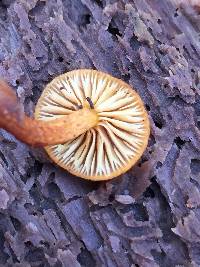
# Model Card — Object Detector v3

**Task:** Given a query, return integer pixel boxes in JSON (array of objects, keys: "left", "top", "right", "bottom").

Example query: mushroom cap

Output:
[{"left": 35, "top": 69, "right": 150, "bottom": 181}]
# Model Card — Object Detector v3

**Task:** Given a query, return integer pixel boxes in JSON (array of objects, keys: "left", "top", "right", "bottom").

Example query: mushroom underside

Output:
[{"left": 35, "top": 69, "right": 149, "bottom": 180}]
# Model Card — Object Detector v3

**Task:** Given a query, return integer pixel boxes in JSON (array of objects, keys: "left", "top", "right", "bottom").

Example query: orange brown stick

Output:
[{"left": 0, "top": 80, "right": 98, "bottom": 146}]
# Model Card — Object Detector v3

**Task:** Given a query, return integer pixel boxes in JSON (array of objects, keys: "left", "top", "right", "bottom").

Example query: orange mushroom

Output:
[{"left": 0, "top": 70, "right": 150, "bottom": 180}]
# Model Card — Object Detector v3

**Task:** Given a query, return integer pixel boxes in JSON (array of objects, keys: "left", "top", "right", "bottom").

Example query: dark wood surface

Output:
[{"left": 0, "top": 0, "right": 200, "bottom": 266}]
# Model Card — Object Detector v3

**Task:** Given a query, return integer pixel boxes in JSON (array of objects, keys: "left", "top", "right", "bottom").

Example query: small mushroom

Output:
[{"left": 0, "top": 70, "right": 150, "bottom": 181}]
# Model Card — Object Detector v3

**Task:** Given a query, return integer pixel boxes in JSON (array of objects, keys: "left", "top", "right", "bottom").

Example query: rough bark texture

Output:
[{"left": 0, "top": 0, "right": 200, "bottom": 266}]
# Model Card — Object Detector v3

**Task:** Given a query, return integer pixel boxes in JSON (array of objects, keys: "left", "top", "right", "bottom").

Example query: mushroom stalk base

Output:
[
  {"left": 1, "top": 108, "right": 98, "bottom": 147},
  {"left": 0, "top": 80, "right": 98, "bottom": 146}
]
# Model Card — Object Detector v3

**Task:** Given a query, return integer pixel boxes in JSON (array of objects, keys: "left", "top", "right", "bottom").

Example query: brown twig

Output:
[{"left": 0, "top": 81, "right": 98, "bottom": 147}]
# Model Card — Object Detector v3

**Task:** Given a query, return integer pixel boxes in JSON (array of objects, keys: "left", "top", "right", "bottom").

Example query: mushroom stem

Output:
[{"left": 0, "top": 81, "right": 98, "bottom": 146}]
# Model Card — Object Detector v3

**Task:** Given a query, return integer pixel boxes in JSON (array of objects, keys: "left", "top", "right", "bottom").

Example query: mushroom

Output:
[{"left": 0, "top": 70, "right": 150, "bottom": 180}]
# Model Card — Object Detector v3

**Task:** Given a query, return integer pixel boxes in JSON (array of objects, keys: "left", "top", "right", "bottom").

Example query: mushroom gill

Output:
[{"left": 35, "top": 69, "right": 150, "bottom": 180}]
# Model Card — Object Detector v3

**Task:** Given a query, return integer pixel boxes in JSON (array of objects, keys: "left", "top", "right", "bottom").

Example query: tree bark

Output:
[{"left": 0, "top": 0, "right": 200, "bottom": 266}]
